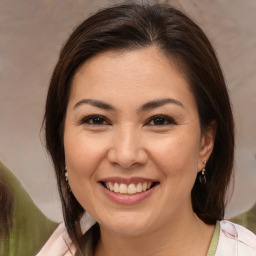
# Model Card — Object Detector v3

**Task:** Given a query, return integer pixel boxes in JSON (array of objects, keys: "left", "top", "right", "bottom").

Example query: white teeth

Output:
[
  {"left": 114, "top": 182, "right": 119, "bottom": 193},
  {"left": 105, "top": 182, "right": 110, "bottom": 189},
  {"left": 136, "top": 183, "right": 143, "bottom": 192},
  {"left": 109, "top": 182, "right": 114, "bottom": 191},
  {"left": 119, "top": 184, "right": 128, "bottom": 194},
  {"left": 105, "top": 181, "right": 154, "bottom": 194},
  {"left": 142, "top": 182, "right": 147, "bottom": 192},
  {"left": 128, "top": 184, "right": 137, "bottom": 194}
]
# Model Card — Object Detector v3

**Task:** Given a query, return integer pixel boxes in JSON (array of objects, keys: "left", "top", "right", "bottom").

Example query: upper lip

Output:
[{"left": 99, "top": 177, "right": 158, "bottom": 185}]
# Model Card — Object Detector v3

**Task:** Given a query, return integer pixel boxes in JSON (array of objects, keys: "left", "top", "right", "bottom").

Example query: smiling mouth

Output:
[{"left": 101, "top": 181, "right": 159, "bottom": 195}]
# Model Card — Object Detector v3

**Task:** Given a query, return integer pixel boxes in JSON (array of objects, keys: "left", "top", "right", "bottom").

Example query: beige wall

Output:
[{"left": 0, "top": 0, "right": 255, "bottom": 221}]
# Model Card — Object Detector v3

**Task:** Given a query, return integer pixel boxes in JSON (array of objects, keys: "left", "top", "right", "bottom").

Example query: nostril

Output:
[{"left": 107, "top": 148, "right": 148, "bottom": 169}]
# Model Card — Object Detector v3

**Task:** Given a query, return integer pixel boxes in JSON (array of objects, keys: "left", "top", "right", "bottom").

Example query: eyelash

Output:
[
  {"left": 80, "top": 114, "right": 176, "bottom": 127},
  {"left": 80, "top": 115, "right": 110, "bottom": 125},
  {"left": 146, "top": 114, "right": 176, "bottom": 126}
]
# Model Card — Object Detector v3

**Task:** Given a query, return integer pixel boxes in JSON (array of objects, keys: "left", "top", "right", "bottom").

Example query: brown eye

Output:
[
  {"left": 147, "top": 115, "right": 176, "bottom": 126},
  {"left": 80, "top": 115, "right": 109, "bottom": 125}
]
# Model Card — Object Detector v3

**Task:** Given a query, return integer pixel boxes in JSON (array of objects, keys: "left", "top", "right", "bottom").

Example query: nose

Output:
[{"left": 107, "top": 125, "right": 148, "bottom": 169}]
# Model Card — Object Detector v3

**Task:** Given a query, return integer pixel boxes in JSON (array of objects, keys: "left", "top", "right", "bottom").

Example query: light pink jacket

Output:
[{"left": 37, "top": 218, "right": 256, "bottom": 256}]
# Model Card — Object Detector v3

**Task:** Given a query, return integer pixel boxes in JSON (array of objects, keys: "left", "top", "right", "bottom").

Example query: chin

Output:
[{"left": 99, "top": 214, "right": 154, "bottom": 236}]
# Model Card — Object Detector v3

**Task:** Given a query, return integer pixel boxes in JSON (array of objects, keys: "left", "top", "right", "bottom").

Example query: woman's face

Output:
[{"left": 64, "top": 47, "right": 214, "bottom": 236}]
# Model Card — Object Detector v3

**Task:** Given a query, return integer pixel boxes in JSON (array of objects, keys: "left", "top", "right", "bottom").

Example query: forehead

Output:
[{"left": 69, "top": 47, "right": 195, "bottom": 109}]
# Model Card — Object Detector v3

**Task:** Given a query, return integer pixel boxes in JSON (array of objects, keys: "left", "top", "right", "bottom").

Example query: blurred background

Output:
[{"left": 0, "top": 0, "right": 255, "bottom": 222}]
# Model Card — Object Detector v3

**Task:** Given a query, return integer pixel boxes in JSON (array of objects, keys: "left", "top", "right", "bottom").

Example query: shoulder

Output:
[
  {"left": 215, "top": 220, "right": 256, "bottom": 256},
  {"left": 220, "top": 220, "right": 256, "bottom": 242},
  {"left": 230, "top": 204, "right": 256, "bottom": 234},
  {"left": 36, "top": 223, "right": 76, "bottom": 256},
  {"left": 36, "top": 213, "right": 96, "bottom": 256}
]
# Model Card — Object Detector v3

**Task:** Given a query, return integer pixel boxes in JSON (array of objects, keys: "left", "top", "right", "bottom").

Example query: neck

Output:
[{"left": 94, "top": 209, "right": 215, "bottom": 256}]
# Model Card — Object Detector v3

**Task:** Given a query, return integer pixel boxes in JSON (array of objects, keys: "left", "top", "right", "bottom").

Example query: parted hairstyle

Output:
[{"left": 43, "top": 3, "right": 234, "bottom": 255}]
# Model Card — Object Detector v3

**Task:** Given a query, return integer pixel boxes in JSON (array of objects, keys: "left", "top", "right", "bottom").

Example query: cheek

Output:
[
  {"left": 64, "top": 130, "right": 107, "bottom": 180},
  {"left": 147, "top": 132, "right": 201, "bottom": 178},
  {"left": 153, "top": 135, "right": 200, "bottom": 200},
  {"left": 63, "top": 131, "right": 106, "bottom": 210}
]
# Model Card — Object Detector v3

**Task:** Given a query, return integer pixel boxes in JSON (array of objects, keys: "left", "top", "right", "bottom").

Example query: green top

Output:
[
  {"left": 206, "top": 221, "right": 220, "bottom": 256},
  {"left": 0, "top": 161, "right": 58, "bottom": 256}
]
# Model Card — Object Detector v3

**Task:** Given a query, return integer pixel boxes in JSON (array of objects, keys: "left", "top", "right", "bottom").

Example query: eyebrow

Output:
[
  {"left": 138, "top": 98, "right": 184, "bottom": 112},
  {"left": 73, "top": 98, "right": 184, "bottom": 112},
  {"left": 73, "top": 99, "right": 115, "bottom": 111}
]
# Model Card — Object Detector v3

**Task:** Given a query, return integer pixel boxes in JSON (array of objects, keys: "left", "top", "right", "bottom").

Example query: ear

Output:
[{"left": 198, "top": 121, "right": 216, "bottom": 171}]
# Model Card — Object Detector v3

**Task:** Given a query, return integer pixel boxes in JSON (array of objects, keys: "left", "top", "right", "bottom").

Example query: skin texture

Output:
[{"left": 64, "top": 47, "right": 216, "bottom": 255}]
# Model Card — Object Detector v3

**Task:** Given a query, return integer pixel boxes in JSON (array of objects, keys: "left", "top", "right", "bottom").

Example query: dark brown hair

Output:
[
  {"left": 0, "top": 182, "right": 14, "bottom": 240},
  {"left": 44, "top": 3, "right": 234, "bottom": 255}
]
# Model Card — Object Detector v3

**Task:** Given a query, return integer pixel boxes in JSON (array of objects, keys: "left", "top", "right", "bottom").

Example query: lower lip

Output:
[{"left": 100, "top": 184, "right": 158, "bottom": 205}]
